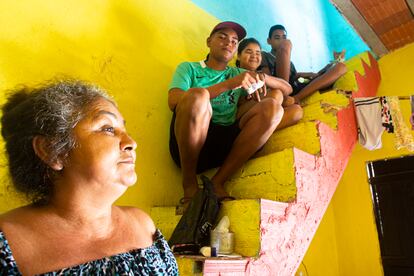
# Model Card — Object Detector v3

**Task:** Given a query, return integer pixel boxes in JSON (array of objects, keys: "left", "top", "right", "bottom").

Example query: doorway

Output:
[{"left": 367, "top": 155, "right": 414, "bottom": 275}]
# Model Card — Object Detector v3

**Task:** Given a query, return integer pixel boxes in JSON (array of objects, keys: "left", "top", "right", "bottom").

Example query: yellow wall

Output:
[
  {"left": 2, "top": 1, "right": 414, "bottom": 274},
  {"left": 303, "top": 43, "right": 414, "bottom": 275},
  {"left": 0, "top": 0, "right": 219, "bottom": 213},
  {"left": 297, "top": 204, "right": 340, "bottom": 276}
]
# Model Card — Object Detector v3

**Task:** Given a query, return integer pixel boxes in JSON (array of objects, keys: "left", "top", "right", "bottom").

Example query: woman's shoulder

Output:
[
  {"left": 0, "top": 205, "right": 35, "bottom": 229},
  {"left": 116, "top": 206, "right": 156, "bottom": 234}
]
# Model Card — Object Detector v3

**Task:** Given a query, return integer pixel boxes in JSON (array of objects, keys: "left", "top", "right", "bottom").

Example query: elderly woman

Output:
[
  {"left": 236, "top": 37, "right": 303, "bottom": 130},
  {"left": 0, "top": 81, "right": 178, "bottom": 275}
]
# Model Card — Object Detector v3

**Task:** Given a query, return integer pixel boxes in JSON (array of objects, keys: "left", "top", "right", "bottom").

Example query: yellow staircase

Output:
[{"left": 152, "top": 51, "right": 381, "bottom": 275}]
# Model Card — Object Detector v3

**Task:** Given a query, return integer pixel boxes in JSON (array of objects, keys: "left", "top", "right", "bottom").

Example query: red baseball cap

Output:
[{"left": 210, "top": 21, "right": 246, "bottom": 40}]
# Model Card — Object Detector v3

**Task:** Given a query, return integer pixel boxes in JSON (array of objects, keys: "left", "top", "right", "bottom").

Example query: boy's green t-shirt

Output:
[{"left": 169, "top": 61, "right": 246, "bottom": 126}]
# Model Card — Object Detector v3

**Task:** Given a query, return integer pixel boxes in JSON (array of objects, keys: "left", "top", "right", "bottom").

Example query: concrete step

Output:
[
  {"left": 224, "top": 148, "right": 297, "bottom": 202},
  {"left": 301, "top": 88, "right": 350, "bottom": 109},
  {"left": 218, "top": 199, "right": 289, "bottom": 257},
  {"left": 300, "top": 89, "right": 350, "bottom": 130},
  {"left": 256, "top": 121, "right": 320, "bottom": 157}
]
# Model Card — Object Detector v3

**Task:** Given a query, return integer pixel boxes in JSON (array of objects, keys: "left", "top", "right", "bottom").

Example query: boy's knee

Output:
[
  {"left": 181, "top": 88, "right": 210, "bottom": 108},
  {"left": 268, "top": 89, "right": 284, "bottom": 105},
  {"left": 261, "top": 98, "right": 284, "bottom": 126},
  {"left": 178, "top": 88, "right": 211, "bottom": 117},
  {"left": 186, "top": 88, "right": 210, "bottom": 102}
]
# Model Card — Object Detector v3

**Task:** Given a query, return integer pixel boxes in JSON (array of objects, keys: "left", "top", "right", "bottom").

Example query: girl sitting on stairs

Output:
[{"left": 236, "top": 37, "right": 303, "bottom": 130}]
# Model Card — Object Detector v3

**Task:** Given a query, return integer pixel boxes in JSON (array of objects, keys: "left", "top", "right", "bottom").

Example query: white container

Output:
[{"left": 210, "top": 231, "right": 235, "bottom": 254}]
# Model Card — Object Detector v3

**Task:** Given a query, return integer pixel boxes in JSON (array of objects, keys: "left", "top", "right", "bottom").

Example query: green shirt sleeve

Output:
[
  {"left": 168, "top": 62, "right": 193, "bottom": 91},
  {"left": 237, "top": 67, "right": 247, "bottom": 74},
  {"left": 233, "top": 67, "right": 248, "bottom": 97}
]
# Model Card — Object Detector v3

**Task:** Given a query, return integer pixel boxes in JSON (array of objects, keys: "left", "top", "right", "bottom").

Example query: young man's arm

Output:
[
  {"left": 168, "top": 88, "right": 187, "bottom": 111},
  {"left": 274, "top": 39, "right": 292, "bottom": 82},
  {"left": 207, "top": 71, "right": 258, "bottom": 98},
  {"left": 168, "top": 69, "right": 260, "bottom": 110},
  {"left": 168, "top": 62, "right": 193, "bottom": 111},
  {"left": 263, "top": 74, "right": 292, "bottom": 96}
]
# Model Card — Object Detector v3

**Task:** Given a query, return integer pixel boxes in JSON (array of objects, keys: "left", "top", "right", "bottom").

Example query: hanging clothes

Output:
[
  {"left": 354, "top": 97, "right": 384, "bottom": 150},
  {"left": 387, "top": 96, "right": 414, "bottom": 152},
  {"left": 379, "top": 96, "right": 394, "bottom": 133}
]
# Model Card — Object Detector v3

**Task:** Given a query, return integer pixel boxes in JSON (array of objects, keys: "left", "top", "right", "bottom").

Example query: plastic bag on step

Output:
[{"left": 169, "top": 175, "right": 220, "bottom": 255}]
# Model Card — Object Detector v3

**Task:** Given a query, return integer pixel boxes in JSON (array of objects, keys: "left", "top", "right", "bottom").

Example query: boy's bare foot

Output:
[
  {"left": 213, "top": 183, "right": 230, "bottom": 199},
  {"left": 212, "top": 182, "right": 235, "bottom": 202},
  {"left": 183, "top": 185, "right": 198, "bottom": 199}
]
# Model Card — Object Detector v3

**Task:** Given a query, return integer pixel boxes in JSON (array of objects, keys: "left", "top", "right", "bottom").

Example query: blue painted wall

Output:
[
  {"left": 321, "top": 1, "right": 370, "bottom": 59},
  {"left": 191, "top": 0, "right": 369, "bottom": 71}
]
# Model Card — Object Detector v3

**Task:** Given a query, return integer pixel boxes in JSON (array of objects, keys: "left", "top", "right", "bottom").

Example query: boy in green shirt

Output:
[{"left": 168, "top": 21, "right": 284, "bottom": 204}]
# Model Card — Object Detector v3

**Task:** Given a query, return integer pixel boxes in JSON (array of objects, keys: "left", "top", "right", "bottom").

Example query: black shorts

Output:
[
  {"left": 169, "top": 111, "right": 241, "bottom": 174},
  {"left": 291, "top": 80, "right": 310, "bottom": 95},
  {"left": 291, "top": 77, "right": 333, "bottom": 95},
  {"left": 291, "top": 63, "right": 335, "bottom": 95}
]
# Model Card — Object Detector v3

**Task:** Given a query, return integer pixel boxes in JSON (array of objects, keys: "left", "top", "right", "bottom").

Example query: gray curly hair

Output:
[{"left": 1, "top": 79, "right": 112, "bottom": 204}]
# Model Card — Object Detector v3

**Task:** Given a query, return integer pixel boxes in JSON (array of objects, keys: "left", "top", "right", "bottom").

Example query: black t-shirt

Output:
[{"left": 260, "top": 50, "right": 297, "bottom": 85}]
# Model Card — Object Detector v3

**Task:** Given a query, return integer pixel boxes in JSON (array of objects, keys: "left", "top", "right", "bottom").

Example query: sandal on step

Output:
[{"left": 176, "top": 197, "right": 193, "bottom": 215}]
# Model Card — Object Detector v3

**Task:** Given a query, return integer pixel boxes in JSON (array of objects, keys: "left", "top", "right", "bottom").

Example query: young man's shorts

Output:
[
  {"left": 169, "top": 111, "right": 241, "bottom": 174},
  {"left": 291, "top": 62, "right": 336, "bottom": 95},
  {"left": 291, "top": 80, "right": 310, "bottom": 95}
]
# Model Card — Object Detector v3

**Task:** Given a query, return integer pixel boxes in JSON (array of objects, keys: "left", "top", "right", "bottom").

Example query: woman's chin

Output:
[{"left": 121, "top": 174, "right": 137, "bottom": 188}]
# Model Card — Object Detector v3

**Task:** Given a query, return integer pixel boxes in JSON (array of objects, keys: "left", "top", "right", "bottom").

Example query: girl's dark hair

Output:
[
  {"left": 1, "top": 80, "right": 111, "bottom": 205},
  {"left": 236, "top": 37, "right": 262, "bottom": 67}
]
